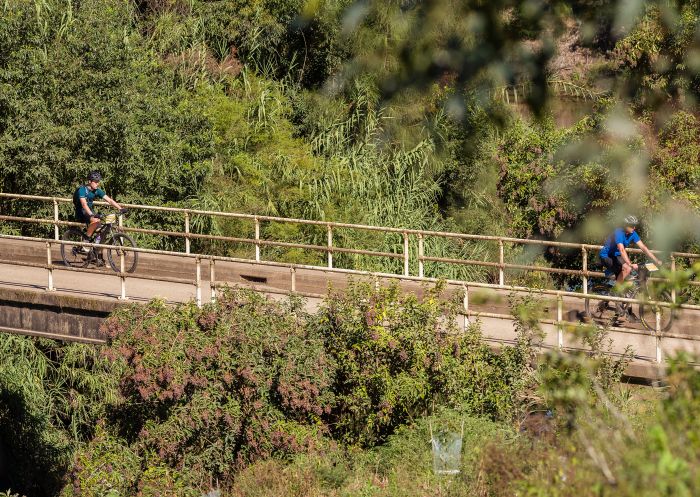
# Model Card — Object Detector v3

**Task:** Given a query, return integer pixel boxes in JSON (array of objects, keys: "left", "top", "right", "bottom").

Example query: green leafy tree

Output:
[{"left": 0, "top": 335, "right": 116, "bottom": 496}]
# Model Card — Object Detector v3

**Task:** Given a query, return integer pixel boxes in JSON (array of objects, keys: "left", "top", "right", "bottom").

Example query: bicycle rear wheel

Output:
[
  {"left": 640, "top": 292, "right": 675, "bottom": 332},
  {"left": 106, "top": 233, "right": 138, "bottom": 273},
  {"left": 585, "top": 296, "right": 617, "bottom": 322},
  {"left": 61, "top": 228, "right": 90, "bottom": 268}
]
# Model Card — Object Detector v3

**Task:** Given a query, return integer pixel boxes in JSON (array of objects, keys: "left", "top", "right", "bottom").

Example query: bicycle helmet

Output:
[
  {"left": 87, "top": 170, "right": 102, "bottom": 182},
  {"left": 624, "top": 215, "right": 639, "bottom": 226}
]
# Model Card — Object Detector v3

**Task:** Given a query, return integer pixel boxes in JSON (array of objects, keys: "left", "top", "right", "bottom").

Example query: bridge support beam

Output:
[{"left": 0, "top": 286, "right": 118, "bottom": 343}]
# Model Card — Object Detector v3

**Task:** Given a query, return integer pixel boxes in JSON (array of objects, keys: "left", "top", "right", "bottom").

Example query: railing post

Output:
[
  {"left": 403, "top": 232, "right": 409, "bottom": 277},
  {"left": 53, "top": 198, "right": 59, "bottom": 241},
  {"left": 557, "top": 294, "right": 563, "bottom": 350},
  {"left": 655, "top": 309, "right": 662, "bottom": 363},
  {"left": 184, "top": 211, "right": 191, "bottom": 254},
  {"left": 255, "top": 217, "right": 261, "bottom": 262},
  {"left": 498, "top": 239, "right": 505, "bottom": 286},
  {"left": 462, "top": 283, "right": 469, "bottom": 328},
  {"left": 119, "top": 246, "right": 127, "bottom": 300},
  {"left": 290, "top": 266, "right": 296, "bottom": 292},
  {"left": 671, "top": 255, "right": 676, "bottom": 304},
  {"left": 327, "top": 225, "right": 333, "bottom": 269},
  {"left": 210, "top": 257, "right": 216, "bottom": 303},
  {"left": 195, "top": 256, "right": 202, "bottom": 307},
  {"left": 46, "top": 241, "right": 54, "bottom": 291},
  {"left": 418, "top": 233, "right": 424, "bottom": 278},
  {"left": 582, "top": 247, "right": 588, "bottom": 295}
]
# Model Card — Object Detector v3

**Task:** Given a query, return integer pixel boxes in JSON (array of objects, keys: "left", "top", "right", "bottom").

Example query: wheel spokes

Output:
[
  {"left": 107, "top": 233, "right": 138, "bottom": 273},
  {"left": 61, "top": 229, "right": 89, "bottom": 268}
]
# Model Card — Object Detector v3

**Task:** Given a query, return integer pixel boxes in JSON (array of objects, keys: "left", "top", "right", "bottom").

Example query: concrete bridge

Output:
[{"left": 1, "top": 193, "right": 700, "bottom": 380}]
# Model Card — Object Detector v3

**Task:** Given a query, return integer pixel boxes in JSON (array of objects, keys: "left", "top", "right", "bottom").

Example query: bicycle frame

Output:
[{"left": 62, "top": 210, "right": 136, "bottom": 272}]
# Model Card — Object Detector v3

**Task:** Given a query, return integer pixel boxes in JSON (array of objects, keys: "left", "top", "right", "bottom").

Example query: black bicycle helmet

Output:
[
  {"left": 87, "top": 170, "right": 102, "bottom": 182},
  {"left": 624, "top": 215, "right": 639, "bottom": 226}
]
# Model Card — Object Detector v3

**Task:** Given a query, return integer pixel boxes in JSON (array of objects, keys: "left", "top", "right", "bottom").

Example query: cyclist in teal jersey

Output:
[{"left": 72, "top": 171, "right": 125, "bottom": 239}]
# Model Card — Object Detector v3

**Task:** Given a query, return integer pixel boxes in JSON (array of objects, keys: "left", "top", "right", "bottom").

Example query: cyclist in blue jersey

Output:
[
  {"left": 599, "top": 215, "right": 662, "bottom": 286},
  {"left": 73, "top": 171, "right": 125, "bottom": 240}
]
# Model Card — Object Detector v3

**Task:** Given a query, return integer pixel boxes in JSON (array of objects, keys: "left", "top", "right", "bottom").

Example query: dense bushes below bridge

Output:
[
  {"left": 9, "top": 281, "right": 696, "bottom": 496},
  {"left": 62, "top": 283, "right": 545, "bottom": 494}
]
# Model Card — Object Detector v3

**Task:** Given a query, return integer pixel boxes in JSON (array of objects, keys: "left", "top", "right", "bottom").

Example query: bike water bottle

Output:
[{"left": 94, "top": 235, "right": 101, "bottom": 244}]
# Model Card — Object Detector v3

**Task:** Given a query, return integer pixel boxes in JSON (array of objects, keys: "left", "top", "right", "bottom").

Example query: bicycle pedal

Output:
[{"left": 612, "top": 316, "right": 626, "bottom": 326}]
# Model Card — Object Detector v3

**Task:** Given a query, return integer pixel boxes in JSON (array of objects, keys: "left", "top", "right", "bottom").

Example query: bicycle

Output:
[
  {"left": 584, "top": 262, "right": 675, "bottom": 331},
  {"left": 60, "top": 210, "right": 138, "bottom": 273}
]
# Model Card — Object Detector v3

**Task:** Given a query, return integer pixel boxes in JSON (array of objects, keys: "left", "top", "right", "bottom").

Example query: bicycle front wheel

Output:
[
  {"left": 61, "top": 228, "right": 90, "bottom": 268},
  {"left": 106, "top": 233, "right": 138, "bottom": 273},
  {"left": 640, "top": 292, "right": 675, "bottom": 332}
]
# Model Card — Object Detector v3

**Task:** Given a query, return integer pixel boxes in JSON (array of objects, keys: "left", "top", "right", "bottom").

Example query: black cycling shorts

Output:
[
  {"left": 600, "top": 255, "right": 626, "bottom": 277},
  {"left": 74, "top": 209, "right": 95, "bottom": 225}
]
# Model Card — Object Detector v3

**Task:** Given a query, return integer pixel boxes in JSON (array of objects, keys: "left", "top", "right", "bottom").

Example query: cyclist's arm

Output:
[
  {"left": 103, "top": 195, "right": 122, "bottom": 211},
  {"left": 617, "top": 243, "right": 635, "bottom": 268},
  {"left": 636, "top": 240, "right": 662, "bottom": 265},
  {"left": 79, "top": 197, "right": 96, "bottom": 218}
]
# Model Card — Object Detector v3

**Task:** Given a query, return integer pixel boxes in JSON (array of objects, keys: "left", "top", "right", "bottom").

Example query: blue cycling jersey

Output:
[{"left": 599, "top": 228, "right": 640, "bottom": 258}]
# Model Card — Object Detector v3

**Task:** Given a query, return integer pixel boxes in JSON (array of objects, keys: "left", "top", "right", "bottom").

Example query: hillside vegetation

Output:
[{"left": 2, "top": 0, "right": 700, "bottom": 270}]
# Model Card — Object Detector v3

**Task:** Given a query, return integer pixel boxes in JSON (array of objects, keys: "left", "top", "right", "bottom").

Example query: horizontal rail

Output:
[
  {"left": 4, "top": 192, "right": 692, "bottom": 257},
  {"left": 0, "top": 256, "right": 196, "bottom": 286},
  {"left": 424, "top": 255, "right": 599, "bottom": 276},
  {"left": 0, "top": 214, "right": 404, "bottom": 260},
  {"left": 3, "top": 230, "right": 699, "bottom": 370},
  {"left": 1, "top": 232, "right": 697, "bottom": 312}
]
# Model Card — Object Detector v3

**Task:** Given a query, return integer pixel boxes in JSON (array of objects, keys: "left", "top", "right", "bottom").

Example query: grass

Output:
[
  {"left": 227, "top": 383, "right": 665, "bottom": 497},
  {"left": 228, "top": 410, "right": 513, "bottom": 497}
]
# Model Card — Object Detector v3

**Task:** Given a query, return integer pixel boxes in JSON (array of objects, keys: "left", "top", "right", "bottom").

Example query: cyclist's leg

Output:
[
  {"left": 86, "top": 216, "right": 101, "bottom": 237},
  {"left": 614, "top": 255, "right": 632, "bottom": 285},
  {"left": 74, "top": 210, "right": 91, "bottom": 253},
  {"left": 601, "top": 256, "right": 625, "bottom": 316},
  {"left": 600, "top": 256, "right": 618, "bottom": 278},
  {"left": 76, "top": 206, "right": 101, "bottom": 238},
  {"left": 613, "top": 256, "right": 634, "bottom": 317}
]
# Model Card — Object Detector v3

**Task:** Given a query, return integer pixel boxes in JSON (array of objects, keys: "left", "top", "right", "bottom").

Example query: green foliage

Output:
[
  {"left": 229, "top": 410, "right": 510, "bottom": 497},
  {"left": 316, "top": 281, "right": 537, "bottom": 446},
  {"left": 2, "top": 284, "right": 696, "bottom": 497},
  {"left": 612, "top": 2, "right": 700, "bottom": 103},
  {"left": 85, "top": 290, "right": 334, "bottom": 490},
  {"left": 61, "top": 425, "right": 141, "bottom": 497},
  {"left": 0, "top": 0, "right": 212, "bottom": 207},
  {"left": 652, "top": 111, "right": 700, "bottom": 192},
  {"left": 496, "top": 117, "right": 587, "bottom": 238},
  {"left": 41, "top": 282, "right": 547, "bottom": 494},
  {"left": 0, "top": 335, "right": 117, "bottom": 496},
  {"left": 230, "top": 354, "right": 700, "bottom": 497},
  {"left": 0, "top": 491, "right": 25, "bottom": 497}
]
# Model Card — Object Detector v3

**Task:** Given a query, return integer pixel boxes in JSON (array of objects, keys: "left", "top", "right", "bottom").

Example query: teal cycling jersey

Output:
[{"left": 73, "top": 185, "right": 105, "bottom": 216}]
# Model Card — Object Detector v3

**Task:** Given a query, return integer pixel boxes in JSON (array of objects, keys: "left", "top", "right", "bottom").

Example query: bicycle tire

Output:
[
  {"left": 106, "top": 233, "right": 138, "bottom": 273},
  {"left": 61, "top": 228, "right": 90, "bottom": 268},
  {"left": 639, "top": 292, "right": 675, "bottom": 332},
  {"left": 584, "top": 296, "right": 618, "bottom": 323}
]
